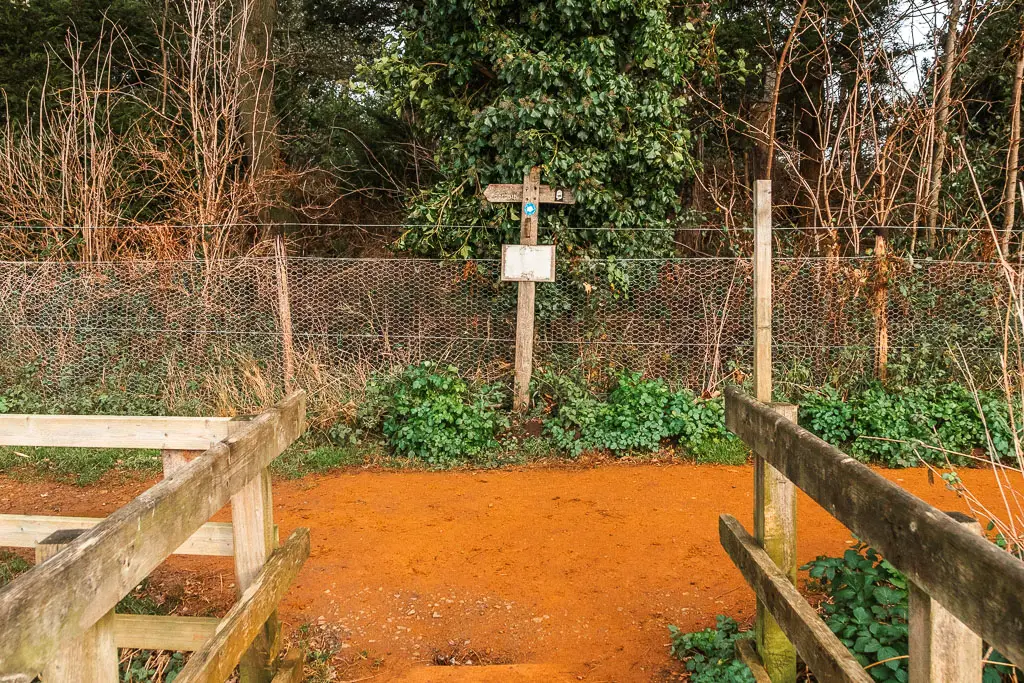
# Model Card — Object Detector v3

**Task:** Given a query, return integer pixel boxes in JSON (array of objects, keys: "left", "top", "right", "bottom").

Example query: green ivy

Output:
[
  {"left": 800, "top": 382, "right": 1017, "bottom": 467},
  {"left": 803, "top": 543, "right": 1015, "bottom": 683},
  {"left": 364, "top": 0, "right": 746, "bottom": 261},
  {"left": 803, "top": 544, "right": 910, "bottom": 682},
  {"left": 667, "top": 615, "right": 756, "bottom": 683},
  {"left": 364, "top": 361, "right": 509, "bottom": 466}
]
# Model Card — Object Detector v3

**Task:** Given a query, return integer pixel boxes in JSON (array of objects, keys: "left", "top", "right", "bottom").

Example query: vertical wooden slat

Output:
[
  {"left": 36, "top": 530, "right": 118, "bottom": 683},
  {"left": 513, "top": 166, "right": 542, "bottom": 412},
  {"left": 753, "top": 180, "right": 797, "bottom": 683},
  {"left": 162, "top": 449, "right": 202, "bottom": 477},
  {"left": 162, "top": 449, "right": 188, "bottom": 476},
  {"left": 753, "top": 179, "right": 773, "bottom": 406},
  {"left": 874, "top": 233, "right": 889, "bottom": 382},
  {"left": 275, "top": 234, "right": 296, "bottom": 394},
  {"left": 908, "top": 511, "right": 984, "bottom": 683},
  {"left": 232, "top": 469, "right": 279, "bottom": 683}
]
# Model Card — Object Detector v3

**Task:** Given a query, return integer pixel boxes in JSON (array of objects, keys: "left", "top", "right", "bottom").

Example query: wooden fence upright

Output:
[
  {"left": 723, "top": 387, "right": 1019, "bottom": 681},
  {"left": 513, "top": 167, "right": 541, "bottom": 412},
  {"left": 0, "top": 394, "right": 310, "bottom": 683},
  {"left": 752, "top": 179, "right": 799, "bottom": 683}
]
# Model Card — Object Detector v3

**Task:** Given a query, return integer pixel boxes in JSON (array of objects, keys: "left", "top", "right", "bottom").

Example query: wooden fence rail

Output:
[
  {"left": 0, "top": 391, "right": 308, "bottom": 683},
  {"left": 724, "top": 385, "right": 1024, "bottom": 681},
  {"left": 0, "top": 414, "right": 248, "bottom": 449}
]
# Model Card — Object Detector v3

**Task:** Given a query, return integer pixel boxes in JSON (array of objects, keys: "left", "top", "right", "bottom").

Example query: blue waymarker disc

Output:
[{"left": 524, "top": 202, "right": 537, "bottom": 216}]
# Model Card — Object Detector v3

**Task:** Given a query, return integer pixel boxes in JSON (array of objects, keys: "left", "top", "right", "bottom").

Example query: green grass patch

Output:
[
  {"left": 272, "top": 441, "right": 366, "bottom": 478},
  {"left": 687, "top": 438, "right": 750, "bottom": 465},
  {"left": 0, "top": 446, "right": 161, "bottom": 485},
  {"left": 0, "top": 551, "right": 31, "bottom": 588}
]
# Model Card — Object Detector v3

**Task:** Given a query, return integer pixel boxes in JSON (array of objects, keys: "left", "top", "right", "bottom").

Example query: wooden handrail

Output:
[
  {"left": 175, "top": 528, "right": 310, "bottom": 683},
  {"left": 0, "top": 515, "right": 241, "bottom": 556},
  {"left": 725, "top": 385, "right": 1024, "bottom": 670},
  {"left": 0, "top": 414, "right": 248, "bottom": 450},
  {"left": 720, "top": 515, "right": 872, "bottom": 683},
  {"left": 0, "top": 391, "right": 306, "bottom": 677}
]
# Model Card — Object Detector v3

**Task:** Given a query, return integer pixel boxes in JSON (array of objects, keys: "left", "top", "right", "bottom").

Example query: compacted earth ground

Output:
[{"left": 0, "top": 462, "right": 1009, "bottom": 682}]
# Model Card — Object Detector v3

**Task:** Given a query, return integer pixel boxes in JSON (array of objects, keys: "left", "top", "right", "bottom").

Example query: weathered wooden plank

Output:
[
  {"left": 736, "top": 638, "right": 773, "bottom": 683},
  {"left": 233, "top": 469, "right": 278, "bottom": 682},
  {"left": 755, "top": 404, "right": 798, "bottom": 683},
  {"left": 908, "top": 512, "right": 983, "bottom": 683},
  {"left": 0, "top": 391, "right": 306, "bottom": 677},
  {"left": 113, "top": 614, "right": 220, "bottom": 652},
  {"left": 720, "top": 515, "right": 874, "bottom": 683},
  {"left": 174, "top": 528, "right": 311, "bottom": 683},
  {"left": 0, "top": 414, "right": 246, "bottom": 450},
  {"left": 0, "top": 515, "right": 236, "bottom": 556},
  {"left": 36, "top": 530, "right": 118, "bottom": 683},
  {"left": 752, "top": 179, "right": 772, "bottom": 406},
  {"left": 751, "top": 178, "right": 796, "bottom": 683},
  {"left": 512, "top": 168, "right": 541, "bottom": 413},
  {"left": 162, "top": 449, "right": 203, "bottom": 476},
  {"left": 725, "top": 386, "right": 1024, "bottom": 669},
  {"left": 483, "top": 184, "right": 575, "bottom": 204}
]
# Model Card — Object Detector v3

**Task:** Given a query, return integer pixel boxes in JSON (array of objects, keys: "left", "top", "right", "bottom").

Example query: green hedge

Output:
[{"left": 800, "top": 383, "right": 1016, "bottom": 467}]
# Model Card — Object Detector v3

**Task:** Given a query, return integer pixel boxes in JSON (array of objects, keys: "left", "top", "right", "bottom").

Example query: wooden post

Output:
[
  {"left": 232, "top": 469, "right": 279, "bottom": 683},
  {"left": 908, "top": 511, "right": 984, "bottom": 683},
  {"left": 162, "top": 449, "right": 188, "bottom": 475},
  {"left": 162, "top": 449, "right": 203, "bottom": 477},
  {"left": 482, "top": 169, "right": 574, "bottom": 412},
  {"left": 753, "top": 180, "right": 773, "bottom": 406},
  {"left": 752, "top": 179, "right": 797, "bottom": 683},
  {"left": 275, "top": 234, "right": 296, "bottom": 394},
  {"left": 36, "top": 529, "right": 118, "bottom": 683},
  {"left": 873, "top": 233, "right": 889, "bottom": 382},
  {"left": 513, "top": 167, "right": 541, "bottom": 412}
]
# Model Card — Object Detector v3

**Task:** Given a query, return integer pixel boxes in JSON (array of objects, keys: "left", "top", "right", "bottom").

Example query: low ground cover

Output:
[
  {"left": 668, "top": 542, "right": 1019, "bottom": 682},
  {"left": 1, "top": 361, "right": 1017, "bottom": 482}
]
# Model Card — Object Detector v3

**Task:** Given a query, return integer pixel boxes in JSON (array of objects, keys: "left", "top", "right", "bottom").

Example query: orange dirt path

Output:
[{"left": 0, "top": 463, "right": 1011, "bottom": 682}]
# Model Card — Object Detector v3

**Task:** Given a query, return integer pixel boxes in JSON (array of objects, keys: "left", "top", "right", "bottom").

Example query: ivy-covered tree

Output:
[{"left": 368, "top": 0, "right": 715, "bottom": 259}]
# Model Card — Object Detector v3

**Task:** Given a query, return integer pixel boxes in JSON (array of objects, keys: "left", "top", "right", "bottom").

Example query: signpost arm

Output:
[{"left": 513, "top": 167, "right": 541, "bottom": 412}]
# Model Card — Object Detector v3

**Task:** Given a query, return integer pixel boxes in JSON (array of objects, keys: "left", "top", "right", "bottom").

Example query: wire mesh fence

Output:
[{"left": 0, "top": 252, "right": 1012, "bottom": 418}]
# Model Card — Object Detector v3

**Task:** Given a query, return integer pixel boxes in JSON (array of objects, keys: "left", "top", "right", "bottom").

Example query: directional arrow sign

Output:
[{"left": 483, "top": 184, "right": 576, "bottom": 205}]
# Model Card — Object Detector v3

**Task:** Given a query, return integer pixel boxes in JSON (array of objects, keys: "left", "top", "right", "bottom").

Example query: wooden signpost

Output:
[{"left": 484, "top": 167, "right": 575, "bottom": 412}]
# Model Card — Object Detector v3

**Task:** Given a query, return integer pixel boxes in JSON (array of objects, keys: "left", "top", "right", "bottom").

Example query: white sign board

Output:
[{"left": 501, "top": 244, "right": 556, "bottom": 282}]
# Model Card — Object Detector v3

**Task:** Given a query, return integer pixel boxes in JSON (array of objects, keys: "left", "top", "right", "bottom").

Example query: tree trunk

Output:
[
  {"left": 1001, "top": 26, "right": 1024, "bottom": 252},
  {"left": 926, "top": 0, "right": 963, "bottom": 239},
  {"left": 236, "top": 0, "right": 279, "bottom": 212},
  {"left": 797, "top": 76, "right": 824, "bottom": 227}
]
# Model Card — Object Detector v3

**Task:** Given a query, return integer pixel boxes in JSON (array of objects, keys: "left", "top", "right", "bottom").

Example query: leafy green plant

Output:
[
  {"left": 667, "top": 615, "right": 756, "bottom": 682},
  {"left": 542, "top": 371, "right": 739, "bottom": 458},
  {"left": 364, "top": 0, "right": 746, "bottom": 263},
  {"left": 364, "top": 361, "right": 509, "bottom": 466},
  {"left": 667, "top": 389, "right": 739, "bottom": 460},
  {"left": 800, "top": 382, "right": 1018, "bottom": 467},
  {"left": 803, "top": 544, "right": 909, "bottom": 681},
  {"left": 803, "top": 543, "right": 1015, "bottom": 683}
]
